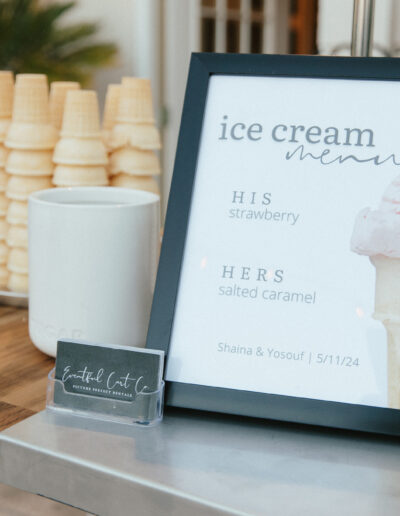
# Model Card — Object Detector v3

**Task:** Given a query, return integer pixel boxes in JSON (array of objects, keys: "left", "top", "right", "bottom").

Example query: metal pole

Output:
[{"left": 351, "top": 0, "right": 375, "bottom": 56}]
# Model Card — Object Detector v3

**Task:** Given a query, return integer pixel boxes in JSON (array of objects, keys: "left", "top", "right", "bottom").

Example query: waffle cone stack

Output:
[
  {"left": 0, "top": 71, "right": 13, "bottom": 288},
  {"left": 5, "top": 74, "right": 58, "bottom": 149},
  {"left": 5, "top": 74, "right": 56, "bottom": 293},
  {"left": 49, "top": 81, "right": 81, "bottom": 131},
  {"left": 0, "top": 71, "right": 14, "bottom": 142},
  {"left": 109, "top": 78, "right": 161, "bottom": 195},
  {"left": 53, "top": 90, "right": 108, "bottom": 187},
  {"left": 102, "top": 84, "right": 121, "bottom": 152},
  {"left": 0, "top": 188, "right": 9, "bottom": 288}
]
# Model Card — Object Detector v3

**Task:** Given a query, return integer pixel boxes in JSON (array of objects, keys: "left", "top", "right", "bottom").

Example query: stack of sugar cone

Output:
[
  {"left": 0, "top": 71, "right": 13, "bottom": 289},
  {"left": 5, "top": 74, "right": 57, "bottom": 293},
  {"left": 102, "top": 84, "right": 121, "bottom": 153},
  {"left": 53, "top": 90, "right": 108, "bottom": 187},
  {"left": 49, "top": 81, "right": 80, "bottom": 131},
  {"left": 109, "top": 78, "right": 161, "bottom": 194}
]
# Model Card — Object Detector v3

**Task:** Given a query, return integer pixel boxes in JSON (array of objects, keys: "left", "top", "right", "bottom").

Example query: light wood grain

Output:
[{"left": 0, "top": 306, "right": 53, "bottom": 431}]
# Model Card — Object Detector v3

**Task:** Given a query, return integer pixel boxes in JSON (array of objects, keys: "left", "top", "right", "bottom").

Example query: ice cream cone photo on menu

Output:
[{"left": 351, "top": 174, "right": 400, "bottom": 409}]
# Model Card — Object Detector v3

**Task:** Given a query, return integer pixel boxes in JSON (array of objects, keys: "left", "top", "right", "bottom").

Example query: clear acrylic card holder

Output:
[{"left": 46, "top": 368, "right": 165, "bottom": 427}]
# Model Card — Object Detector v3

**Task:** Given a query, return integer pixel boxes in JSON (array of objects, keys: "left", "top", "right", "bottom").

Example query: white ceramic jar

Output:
[{"left": 28, "top": 187, "right": 160, "bottom": 356}]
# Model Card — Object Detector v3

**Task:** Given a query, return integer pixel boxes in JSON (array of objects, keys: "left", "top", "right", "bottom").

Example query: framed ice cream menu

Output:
[{"left": 147, "top": 53, "right": 400, "bottom": 435}]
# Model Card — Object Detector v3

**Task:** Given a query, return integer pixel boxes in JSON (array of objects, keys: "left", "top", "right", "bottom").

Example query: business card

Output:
[{"left": 55, "top": 340, "right": 164, "bottom": 406}]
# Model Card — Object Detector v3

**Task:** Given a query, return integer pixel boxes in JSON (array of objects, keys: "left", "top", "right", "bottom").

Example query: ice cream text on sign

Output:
[{"left": 217, "top": 116, "right": 400, "bottom": 166}]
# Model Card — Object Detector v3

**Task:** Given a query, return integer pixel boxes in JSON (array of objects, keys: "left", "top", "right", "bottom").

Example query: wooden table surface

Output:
[
  {"left": 0, "top": 306, "right": 84, "bottom": 515},
  {"left": 0, "top": 306, "right": 54, "bottom": 432}
]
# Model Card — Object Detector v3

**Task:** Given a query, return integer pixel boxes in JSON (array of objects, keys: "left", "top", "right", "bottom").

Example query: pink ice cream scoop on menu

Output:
[
  {"left": 351, "top": 175, "right": 400, "bottom": 258},
  {"left": 351, "top": 174, "right": 400, "bottom": 409}
]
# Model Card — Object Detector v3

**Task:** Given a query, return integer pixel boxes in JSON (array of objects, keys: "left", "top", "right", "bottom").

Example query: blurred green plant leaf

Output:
[{"left": 0, "top": 0, "right": 118, "bottom": 84}]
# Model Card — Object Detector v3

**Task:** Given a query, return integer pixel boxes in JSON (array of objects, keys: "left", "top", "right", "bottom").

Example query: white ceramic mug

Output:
[{"left": 28, "top": 187, "right": 160, "bottom": 356}]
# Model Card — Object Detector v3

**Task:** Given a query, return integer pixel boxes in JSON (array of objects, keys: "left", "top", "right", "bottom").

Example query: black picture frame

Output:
[{"left": 146, "top": 53, "right": 400, "bottom": 436}]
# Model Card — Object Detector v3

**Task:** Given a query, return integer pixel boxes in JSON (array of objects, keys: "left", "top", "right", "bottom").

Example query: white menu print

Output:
[{"left": 165, "top": 75, "right": 400, "bottom": 407}]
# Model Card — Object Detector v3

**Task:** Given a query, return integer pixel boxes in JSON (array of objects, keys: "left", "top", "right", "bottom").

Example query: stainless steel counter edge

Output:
[
  {"left": 2, "top": 409, "right": 400, "bottom": 516},
  {"left": 0, "top": 412, "right": 243, "bottom": 516}
]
